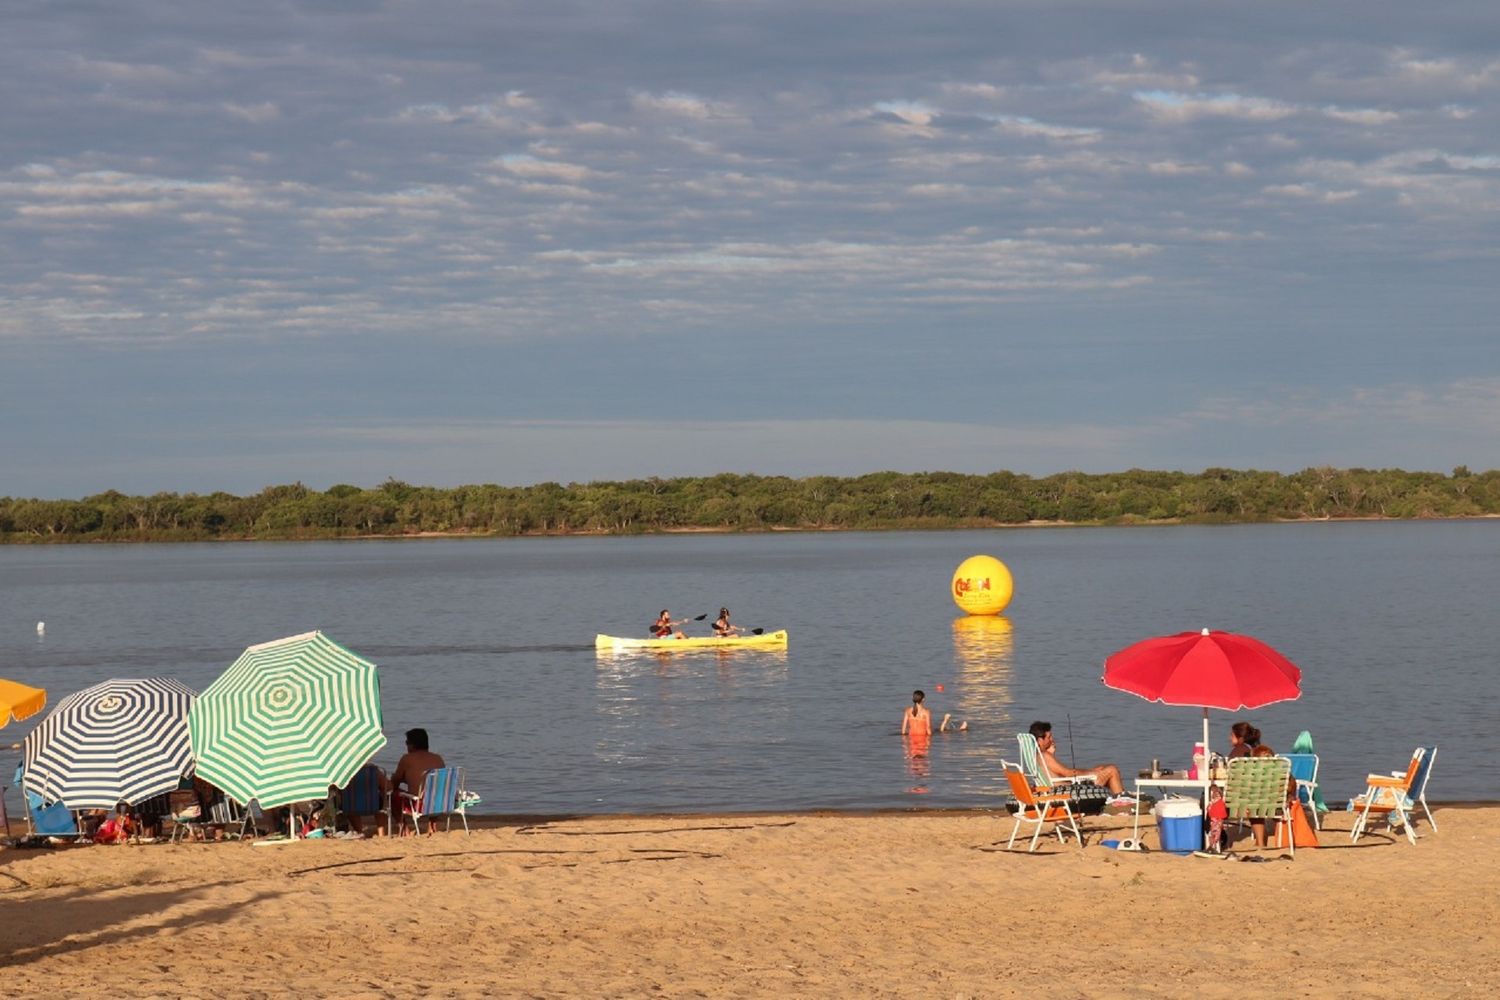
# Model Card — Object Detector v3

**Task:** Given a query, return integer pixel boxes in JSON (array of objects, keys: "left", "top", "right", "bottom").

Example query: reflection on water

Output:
[
  {"left": 589, "top": 646, "right": 793, "bottom": 809},
  {"left": 903, "top": 732, "right": 932, "bottom": 793},
  {"left": 950, "top": 615, "right": 1015, "bottom": 729},
  {"left": 594, "top": 647, "right": 790, "bottom": 671},
  {"left": 945, "top": 615, "right": 1017, "bottom": 799}
]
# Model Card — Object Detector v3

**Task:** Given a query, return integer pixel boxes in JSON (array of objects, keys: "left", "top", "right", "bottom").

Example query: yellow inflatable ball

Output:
[{"left": 951, "top": 554, "right": 1014, "bottom": 615}]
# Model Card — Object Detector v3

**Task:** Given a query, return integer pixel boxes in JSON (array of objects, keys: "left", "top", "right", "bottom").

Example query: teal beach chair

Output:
[{"left": 1281, "top": 753, "right": 1321, "bottom": 830}]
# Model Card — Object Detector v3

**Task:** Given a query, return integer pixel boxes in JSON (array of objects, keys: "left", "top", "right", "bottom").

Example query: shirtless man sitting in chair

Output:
[
  {"left": 379, "top": 727, "right": 446, "bottom": 835},
  {"left": 1029, "top": 719, "right": 1129, "bottom": 801}
]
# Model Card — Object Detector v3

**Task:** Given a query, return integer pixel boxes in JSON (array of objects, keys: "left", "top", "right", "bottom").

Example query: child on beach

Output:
[
  {"left": 94, "top": 802, "right": 137, "bottom": 845},
  {"left": 1207, "top": 785, "right": 1229, "bottom": 852}
]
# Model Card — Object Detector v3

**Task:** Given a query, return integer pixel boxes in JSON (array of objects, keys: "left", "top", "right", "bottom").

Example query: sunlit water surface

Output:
[{"left": 1, "top": 523, "right": 1493, "bottom": 813}]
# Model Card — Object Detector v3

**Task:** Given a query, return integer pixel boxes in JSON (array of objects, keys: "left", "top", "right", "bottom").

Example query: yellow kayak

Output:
[{"left": 594, "top": 630, "right": 789, "bottom": 650}]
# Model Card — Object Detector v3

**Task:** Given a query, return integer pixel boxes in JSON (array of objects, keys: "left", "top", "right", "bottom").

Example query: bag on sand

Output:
[
  {"left": 1274, "top": 801, "right": 1319, "bottom": 849},
  {"left": 169, "top": 790, "right": 202, "bottom": 820}
]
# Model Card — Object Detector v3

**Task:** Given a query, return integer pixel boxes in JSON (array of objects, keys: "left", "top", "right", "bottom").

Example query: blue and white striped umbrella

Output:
[{"left": 22, "top": 677, "right": 197, "bottom": 809}]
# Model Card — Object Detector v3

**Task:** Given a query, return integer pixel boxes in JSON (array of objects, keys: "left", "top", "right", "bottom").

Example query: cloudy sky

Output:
[{"left": 3, "top": 1, "right": 1498, "bottom": 497}]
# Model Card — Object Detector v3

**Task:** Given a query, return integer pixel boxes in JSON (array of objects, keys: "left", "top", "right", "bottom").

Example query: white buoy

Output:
[{"left": 36, "top": 621, "right": 45, "bottom": 635}]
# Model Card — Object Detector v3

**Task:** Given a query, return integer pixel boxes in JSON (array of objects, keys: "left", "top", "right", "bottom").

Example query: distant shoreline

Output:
[
  {"left": 4, "top": 512, "right": 1500, "bottom": 545},
  {"left": 5, "top": 467, "right": 1497, "bottom": 542}
]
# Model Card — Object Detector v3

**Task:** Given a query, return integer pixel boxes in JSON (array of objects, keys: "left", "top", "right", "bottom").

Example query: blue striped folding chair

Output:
[
  {"left": 396, "top": 766, "right": 470, "bottom": 836},
  {"left": 338, "top": 763, "right": 390, "bottom": 836},
  {"left": 1405, "top": 746, "right": 1439, "bottom": 833}
]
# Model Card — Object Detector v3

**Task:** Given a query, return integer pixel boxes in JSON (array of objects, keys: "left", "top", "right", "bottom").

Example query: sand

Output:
[{"left": 2, "top": 806, "right": 1497, "bottom": 998}]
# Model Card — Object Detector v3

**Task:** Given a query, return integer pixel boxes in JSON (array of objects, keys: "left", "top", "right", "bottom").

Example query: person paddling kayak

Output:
[
  {"left": 651, "top": 610, "right": 687, "bottom": 639},
  {"left": 711, "top": 607, "right": 741, "bottom": 637}
]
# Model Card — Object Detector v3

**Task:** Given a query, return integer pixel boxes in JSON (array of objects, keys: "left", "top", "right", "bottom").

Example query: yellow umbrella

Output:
[{"left": 1, "top": 679, "right": 47, "bottom": 727}]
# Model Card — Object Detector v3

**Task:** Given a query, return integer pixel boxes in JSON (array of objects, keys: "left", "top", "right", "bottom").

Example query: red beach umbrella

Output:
[
  {"left": 1103, "top": 628, "right": 1302, "bottom": 711},
  {"left": 1103, "top": 628, "right": 1303, "bottom": 778}
]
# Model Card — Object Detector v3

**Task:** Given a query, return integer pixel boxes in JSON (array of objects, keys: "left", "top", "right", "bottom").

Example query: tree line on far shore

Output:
[{"left": 2, "top": 466, "right": 1497, "bottom": 542}]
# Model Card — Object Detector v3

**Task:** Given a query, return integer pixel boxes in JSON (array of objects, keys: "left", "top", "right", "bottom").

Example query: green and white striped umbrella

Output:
[{"left": 188, "top": 631, "right": 385, "bottom": 809}]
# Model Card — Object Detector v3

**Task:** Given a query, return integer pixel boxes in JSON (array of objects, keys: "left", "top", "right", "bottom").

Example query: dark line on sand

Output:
[{"left": 517, "top": 820, "right": 796, "bottom": 836}]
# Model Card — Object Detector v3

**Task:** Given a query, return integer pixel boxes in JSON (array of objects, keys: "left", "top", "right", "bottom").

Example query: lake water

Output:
[{"left": 1, "top": 523, "right": 1494, "bottom": 815}]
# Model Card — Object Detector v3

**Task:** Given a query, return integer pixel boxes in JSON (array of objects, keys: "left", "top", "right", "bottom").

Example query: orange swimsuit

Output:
[{"left": 905, "top": 708, "right": 932, "bottom": 737}]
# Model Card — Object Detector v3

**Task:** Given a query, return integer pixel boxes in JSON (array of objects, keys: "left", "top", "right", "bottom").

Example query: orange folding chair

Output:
[
  {"left": 1350, "top": 747, "right": 1428, "bottom": 845},
  {"left": 1002, "top": 759, "right": 1083, "bottom": 852}
]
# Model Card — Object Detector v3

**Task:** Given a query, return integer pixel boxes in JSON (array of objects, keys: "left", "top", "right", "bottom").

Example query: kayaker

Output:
[
  {"left": 711, "top": 607, "right": 740, "bottom": 637},
  {"left": 651, "top": 610, "right": 686, "bottom": 639}
]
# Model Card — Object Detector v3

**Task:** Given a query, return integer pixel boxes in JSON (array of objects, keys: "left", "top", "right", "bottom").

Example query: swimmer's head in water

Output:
[{"left": 912, "top": 690, "right": 925, "bottom": 704}]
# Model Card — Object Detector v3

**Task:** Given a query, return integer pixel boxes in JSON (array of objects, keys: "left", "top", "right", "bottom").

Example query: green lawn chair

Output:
[{"left": 1224, "top": 756, "right": 1295, "bottom": 856}]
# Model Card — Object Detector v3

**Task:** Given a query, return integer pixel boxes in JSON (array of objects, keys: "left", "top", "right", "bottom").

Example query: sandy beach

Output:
[{"left": 2, "top": 805, "right": 1497, "bottom": 998}]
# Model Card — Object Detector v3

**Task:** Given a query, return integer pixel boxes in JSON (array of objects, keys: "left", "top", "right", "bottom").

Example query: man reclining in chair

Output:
[{"left": 1029, "top": 720, "right": 1129, "bottom": 801}]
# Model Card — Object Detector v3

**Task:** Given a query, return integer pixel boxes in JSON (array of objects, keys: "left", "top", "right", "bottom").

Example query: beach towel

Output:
[{"left": 1290, "top": 730, "right": 1329, "bottom": 814}]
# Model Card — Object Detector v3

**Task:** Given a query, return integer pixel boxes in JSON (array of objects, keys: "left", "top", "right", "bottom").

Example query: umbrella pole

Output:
[{"left": 1202, "top": 708, "right": 1211, "bottom": 849}]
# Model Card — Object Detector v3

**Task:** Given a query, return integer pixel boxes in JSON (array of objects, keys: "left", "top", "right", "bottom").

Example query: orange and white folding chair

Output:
[
  {"left": 1002, "top": 759, "right": 1083, "bottom": 852},
  {"left": 1350, "top": 747, "right": 1427, "bottom": 845}
]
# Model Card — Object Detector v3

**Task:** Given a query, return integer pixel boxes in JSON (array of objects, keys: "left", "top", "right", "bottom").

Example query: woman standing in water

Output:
[{"left": 901, "top": 690, "right": 933, "bottom": 737}]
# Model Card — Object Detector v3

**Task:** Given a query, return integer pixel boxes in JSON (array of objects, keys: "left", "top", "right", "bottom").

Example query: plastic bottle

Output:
[{"left": 1190, "top": 743, "right": 1206, "bottom": 780}]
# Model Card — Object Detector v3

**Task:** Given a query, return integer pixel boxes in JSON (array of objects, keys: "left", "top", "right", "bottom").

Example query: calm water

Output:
[{"left": 1, "top": 523, "right": 1494, "bottom": 814}]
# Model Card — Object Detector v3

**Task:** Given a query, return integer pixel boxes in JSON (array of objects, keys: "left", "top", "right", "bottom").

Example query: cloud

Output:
[
  {"left": 1183, "top": 378, "right": 1500, "bottom": 437},
  {"left": 223, "top": 101, "right": 280, "bottom": 123},
  {"left": 1134, "top": 90, "right": 1298, "bottom": 122},
  {"left": 3, "top": 2, "right": 1500, "bottom": 492},
  {"left": 631, "top": 91, "right": 739, "bottom": 120},
  {"left": 1391, "top": 54, "right": 1500, "bottom": 93},
  {"left": 494, "top": 155, "right": 597, "bottom": 183},
  {"left": 1321, "top": 106, "right": 1398, "bottom": 125}
]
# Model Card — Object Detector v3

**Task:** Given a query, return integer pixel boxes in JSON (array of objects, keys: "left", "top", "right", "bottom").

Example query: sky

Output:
[{"left": 3, "top": 0, "right": 1498, "bottom": 497}]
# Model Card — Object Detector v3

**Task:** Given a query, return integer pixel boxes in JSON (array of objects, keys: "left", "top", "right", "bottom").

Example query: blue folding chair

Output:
[
  {"left": 1406, "top": 745, "right": 1439, "bottom": 832},
  {"left": 16, "top": 765, "right": 83, "bottom": 838},
  {"left": 338, "top": 763, "right": 390, "bottom": 836},
  {"left": 396, "top": 766, "right": 471, "bottom": 835},
  {"left": 1282, "top": 753, "right": 1322, "bottom": 830}
]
